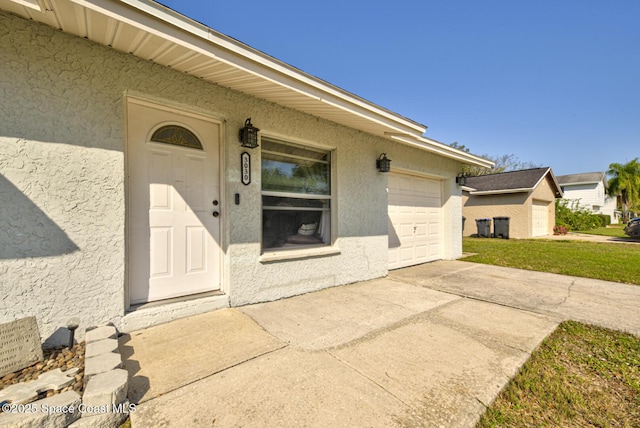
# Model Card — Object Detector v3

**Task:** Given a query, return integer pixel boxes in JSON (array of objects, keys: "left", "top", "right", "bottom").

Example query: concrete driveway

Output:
[{"left": 122, "top": 261, "right": 640, "bottom": 427}]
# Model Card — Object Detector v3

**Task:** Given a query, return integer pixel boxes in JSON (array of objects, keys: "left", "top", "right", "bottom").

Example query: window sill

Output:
[{"left": 260, "top": 245, "right": 341, "bottom": 263}]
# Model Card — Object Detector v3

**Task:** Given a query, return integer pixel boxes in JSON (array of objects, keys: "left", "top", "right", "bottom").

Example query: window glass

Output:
[
  {"left": 261, "top": 137, "right": 332, "bottom": 251},
  {"left": 262, "top": 139, "right": 330, "bottom": 195},
  {"left": 150, "top": 125, "right": 203, "bottom": 150}
]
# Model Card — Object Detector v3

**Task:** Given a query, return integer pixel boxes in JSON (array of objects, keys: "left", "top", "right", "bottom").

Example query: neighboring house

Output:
[
  {"left": 556, "top": 172, "right": 618, "bottom": 223},
  {"left": 462, "top": 168, "right": 563, "bottom": 239},
  {"left": 0, "top": 0, "right": 492, "bottom": 345}
]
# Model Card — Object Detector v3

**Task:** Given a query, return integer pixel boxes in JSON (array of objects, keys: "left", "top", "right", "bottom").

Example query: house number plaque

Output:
[{"left": 241, "top": 152, "right": 251, "bottom": 185}]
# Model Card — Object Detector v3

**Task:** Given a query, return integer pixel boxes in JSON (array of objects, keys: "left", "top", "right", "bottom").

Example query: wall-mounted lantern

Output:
[
  {"left": 239, "top": 118, "right": 260, "bottom": 149},
  {"left": 456, "top": 174, "right": 468, "bottom": 186},
  {"left": 376, "top": 153, "right": 391, "bottom": 173}
]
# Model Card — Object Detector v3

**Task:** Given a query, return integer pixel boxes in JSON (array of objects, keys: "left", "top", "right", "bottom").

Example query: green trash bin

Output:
[
  {"left": 475, "top": 218, "right": 492, "bottom": 237},
  {"left": 493, "top": 216, "right": 510, "bottom": 239}
]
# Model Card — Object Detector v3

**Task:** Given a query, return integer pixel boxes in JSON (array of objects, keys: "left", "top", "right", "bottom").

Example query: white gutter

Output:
[
  {"left": 73, "top": 0, "right": 426, "bottom": 136},
  {"left": 33, "top": 0, "right": 494, "bottom": 165},
  {"left": 387, "top": 134, "right": 494, "bottom": 168},
  {"left": 469, "top": 188, "right": 533, "bottom": 195},
  {"left": 560, "top": 181, "right": 600, "bottom": 186}
]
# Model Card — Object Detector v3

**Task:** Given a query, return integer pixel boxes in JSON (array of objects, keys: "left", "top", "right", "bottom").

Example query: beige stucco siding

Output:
[
  {"left": 462, "top": 192, "right": 530, "bottom": 238},
  {"left": 528, "top": 175, "right": 558, "bottom": 236},
  {"left": 0, "top": 12, "right": 463, "bottom": 343},
  {"left": 462, "top": 175, "right": 557, "bottom": 239}
]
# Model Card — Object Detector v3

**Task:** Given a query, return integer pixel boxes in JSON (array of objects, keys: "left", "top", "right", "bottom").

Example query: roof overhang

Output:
[
  {"left": 467, "top": 188, "right": 533, "bottom": 195},
  {"left": 560, "top": 181, "right": 599, "bottom": 186},
  {"left": 0, "top": 0, "right": 491, "bottom": 168},
  {"left": 385, "top": 134, "right": 494, "bottom": 168},
  {"left": 465, "top": 167, "right": 563, "bottom": 197}
]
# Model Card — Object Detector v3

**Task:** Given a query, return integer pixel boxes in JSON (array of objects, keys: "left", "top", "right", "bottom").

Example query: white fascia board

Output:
[
  {"left": 7, "top": 0, "right": 43, "bottom": 11},
  {"left": 387, "top": 134, "right": 494, "bottom": 168},
  {"left": 531, "top": 167, "right": 551, "bottom": 190},
  {"left": 469, "top": 188, "right": 532, "bottom": 195},
  {"left": 561, "top": 181, "right": 599, "bottom": 186},
  {"left": 535, "top": 168, "right": 563, "bottom": 197},
  {"left": 74, "top": 0, "right": 426, "bottom": 136}
]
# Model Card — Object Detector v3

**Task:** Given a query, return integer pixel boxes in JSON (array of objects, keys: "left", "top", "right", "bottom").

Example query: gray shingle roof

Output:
[
  {"left": 465, "top": 167, "right": 551, "bottom": 192},
  {"left": 556, "top": 172, "right": 605, "bottom": 185}
]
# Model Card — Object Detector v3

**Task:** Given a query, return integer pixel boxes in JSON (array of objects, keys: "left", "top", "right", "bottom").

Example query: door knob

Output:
[
  {"left": 212, "top": 200, "right": 219, "bottom": 206},
  {"left": 212, "top": 211, "right": 219, "bottom": 217}
]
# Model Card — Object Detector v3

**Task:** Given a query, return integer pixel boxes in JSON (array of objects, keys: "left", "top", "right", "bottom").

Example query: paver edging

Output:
[
  {"left": 0, "top": 324, "right": 131, "bottom": 428},
  {"left": 69, "top": 324, "right": 131, "bottom": 427}
]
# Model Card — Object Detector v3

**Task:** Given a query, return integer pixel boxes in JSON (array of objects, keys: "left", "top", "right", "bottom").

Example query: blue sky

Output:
[{"left": 157, "top": 0, "right": 639, "bottom": 176}]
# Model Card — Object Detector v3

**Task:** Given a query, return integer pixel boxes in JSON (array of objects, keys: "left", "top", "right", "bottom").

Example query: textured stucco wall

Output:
[
  {"left": 1, "top": 12, "right": 126, "bottom": 345},
  {"left": 462, "top": 175, "right": 557, "bottom": 238},
  {"left": 529, "top": 175, "right": 557, "bottom": 236},
  {"left": 462, "top": 192, "right": 530, "bottom": 238},
  {"left": 1, "top": 11, "right": 463, "bottom": 338}
]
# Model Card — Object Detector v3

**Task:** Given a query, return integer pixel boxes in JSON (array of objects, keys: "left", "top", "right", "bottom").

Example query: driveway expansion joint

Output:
[{"left": 325, "top": 351, "right": 414, "bottom": 411}]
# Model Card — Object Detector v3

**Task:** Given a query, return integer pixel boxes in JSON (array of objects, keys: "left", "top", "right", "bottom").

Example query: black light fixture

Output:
[
  {"left": 456, "top": 174, "right": 468, "bottom": 186},
  {"left": 376, "top": 153, "right": 391, "bottom": 172},
  {"left": 239, "top": 118, "right": 260, "bottom": 149}
]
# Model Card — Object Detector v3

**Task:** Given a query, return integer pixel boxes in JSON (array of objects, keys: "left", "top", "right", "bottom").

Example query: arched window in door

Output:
[{"left": 150, "top": 125, "right": 203, "bottom": 150}]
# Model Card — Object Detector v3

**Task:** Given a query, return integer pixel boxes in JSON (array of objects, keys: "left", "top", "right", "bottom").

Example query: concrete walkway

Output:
[
  {"left": 122, "top": 261, "right": 640, "bottom": 428},
  {"left": 536, "top": 231, "right": 640, "bottom": 245}
]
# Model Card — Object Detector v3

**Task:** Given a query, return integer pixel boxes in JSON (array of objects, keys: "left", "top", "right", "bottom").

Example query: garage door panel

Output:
[
  {"left": 532, "top": 200, "right": 549, "bottom": 237},
  {"left": 400, "top": 248, "right": 414, "bottom": 262},
  {"left": 400, "top": 224, "right": 415, "bottom": 238},
  {"left": 415, "top": 206, "right": 428, "bottom": 215},
  {"left": 388, "top": 173, "right": 443, "bottom": 270},
  {"left": 428, "top": 222, "right": 440, "bottom": 235}
]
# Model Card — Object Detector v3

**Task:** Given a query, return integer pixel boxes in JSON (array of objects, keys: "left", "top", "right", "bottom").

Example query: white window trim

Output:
[{"left": 260, "top": 135, "right": 335, "bottom": 254}]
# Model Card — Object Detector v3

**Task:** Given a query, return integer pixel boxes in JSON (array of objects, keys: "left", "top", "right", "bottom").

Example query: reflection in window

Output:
[
  {"left": 150, "top": 125, "right": 203, "bottom": 150},
  {"left": 261, "top": 137, "right": 331, "bottom": 251}
]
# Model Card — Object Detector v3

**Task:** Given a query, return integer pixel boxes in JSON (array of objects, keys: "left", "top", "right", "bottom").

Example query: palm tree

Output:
[{"left": 607, "top": 158, "right": 640, "bottom": 222}]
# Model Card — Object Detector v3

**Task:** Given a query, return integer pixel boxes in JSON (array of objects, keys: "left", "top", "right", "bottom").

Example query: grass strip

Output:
[
  {"left": 462, "top": 238, "right": 640, "bottom": 285},
  {"left": 574, "top": 226, "right": 629, "bottom": 238},
  {"left": 478, "top": 321, "right": 640, "bottom": 427}
]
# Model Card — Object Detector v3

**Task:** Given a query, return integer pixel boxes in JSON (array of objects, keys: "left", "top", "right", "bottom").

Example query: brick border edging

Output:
[
  {"left": 0, "top": 324, "right": 130, "bottom": 428},
  {"left": 69, "top": 324, "right": 131, "bottom": 427}
]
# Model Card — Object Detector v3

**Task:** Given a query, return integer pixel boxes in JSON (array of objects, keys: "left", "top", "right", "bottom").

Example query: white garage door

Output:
[
  {"left": 532, "top": 200, "right": 549, "bottom": 237},
  {"left": 388, "top": 173, "right": 443, "bottom": 270}
]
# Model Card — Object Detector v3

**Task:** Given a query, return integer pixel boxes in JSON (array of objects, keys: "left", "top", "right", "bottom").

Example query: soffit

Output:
[
  {"left": 0, "top": 0, "right": 426, "bottom": 138},
  {"left": 1, "top": 0, "right": 493, "bottom": 167}
]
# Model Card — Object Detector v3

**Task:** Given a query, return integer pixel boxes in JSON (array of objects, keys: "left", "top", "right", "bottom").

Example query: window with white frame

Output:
[{"left": 261, "top": 137, "right": 331, "bottom": 250}]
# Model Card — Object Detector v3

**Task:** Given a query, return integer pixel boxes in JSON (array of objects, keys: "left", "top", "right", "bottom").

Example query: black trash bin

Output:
[
  {"left": 475, "top": 218, "right": 492, "bottom": 237},
  {"left": 493, "top": 216, "right": 510, "bottom": 239},
  {"left": 462, "top": 216, "right": 466, "bottom": 232}
]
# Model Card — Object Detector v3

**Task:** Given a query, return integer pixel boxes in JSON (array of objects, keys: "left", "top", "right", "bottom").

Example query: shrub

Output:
[
  {"left": 555, "top": 200, "right": 605, "bottom": 231},
  {"left": 553, "top": 226, "right": 568, "bottom": 235},
  {"left": 596, "top": 214, "right": 611, "bottom": 226}
]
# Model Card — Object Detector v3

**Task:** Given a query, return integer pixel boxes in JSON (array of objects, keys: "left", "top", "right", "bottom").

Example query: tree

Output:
[
  {"left": 607, "top": 158, "right": 640, "bottom": 222},
  {"left": 450, "top": 142, "right": 541, "bottom": 176}
]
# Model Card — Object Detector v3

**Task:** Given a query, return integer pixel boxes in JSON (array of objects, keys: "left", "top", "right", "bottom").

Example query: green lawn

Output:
[
  {"left": 575, "top": 224, "right": 629, "bottom": 238},
  {"left": 463, "top": 238, "right": 640, "bottom": 285},
  {"left": 465, "top": 237, "right": 640, "bottom": 427},
  {"left": 477, "top": 321, "right": 640, "bottom": 427}
]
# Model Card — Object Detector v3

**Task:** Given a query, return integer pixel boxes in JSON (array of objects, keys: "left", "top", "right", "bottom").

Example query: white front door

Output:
[
  {"left": 388, "top": 173, "right": 443, "bottom": 270},
  {"left": 127, "top": 99, "right": 221, "bottom": 304}
]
